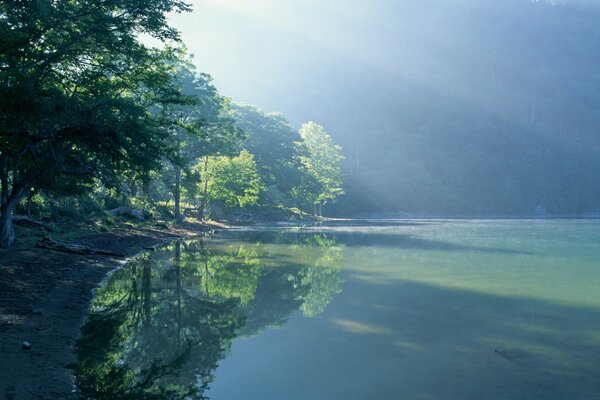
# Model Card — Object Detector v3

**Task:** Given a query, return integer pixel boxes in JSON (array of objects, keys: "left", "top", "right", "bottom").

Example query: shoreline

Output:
[{"left": 0, "top": 219, "right": 219, "bottom": 400}]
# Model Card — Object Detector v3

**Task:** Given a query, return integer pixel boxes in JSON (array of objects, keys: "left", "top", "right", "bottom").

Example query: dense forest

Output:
[{"left": 0, "top": 0, "right": 344, "bottom": 248}]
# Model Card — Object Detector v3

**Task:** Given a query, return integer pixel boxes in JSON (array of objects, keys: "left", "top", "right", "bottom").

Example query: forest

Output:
[{"left": 0, "top": 0, "right": 345, "bottom": 248}]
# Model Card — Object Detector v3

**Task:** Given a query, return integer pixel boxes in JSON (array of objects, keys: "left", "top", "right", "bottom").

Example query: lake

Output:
[{"left": 75, "top": 220, "right": 600, "bottom": 399}]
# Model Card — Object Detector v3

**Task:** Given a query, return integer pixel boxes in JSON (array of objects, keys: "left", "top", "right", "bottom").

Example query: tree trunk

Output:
[
  {"left": 201, "top": 157, "right": 209, "bottom": 219},
  {"left": 175, "top": 241, "right": 182, "bottom": 347},
  {"left": 26, "top": 190, "right": 34, "bottom": 218},
  {"left": 0, "top": 163, "right": 25, "bottom": 248},
  {"left": 142, "top": 260, "right": 152, "bottom": 326},
  {"left": 142, "top": 178, "right": 151, "bottom": 201},
  {"left": 0, "top": 198, "right": 22, "bottom": 248},
  {"left": 129, "top": 179, "right": 138, "bottom": 197},
  {"left": 0, "top": 209, "right": 15, "bottom": 248},
  {"left": 318, "top": 202, "right": 323, "bottom": 217},
  {"left": 0, "top": 154, "right": 8, "bottom": 216},
  {"left": 200, "top": 240, "right": 210, "bottom": 296},
  {"left": 174, "top": 166, "right": 181, "bottom": 221},
  {"left": 223, "top": 206, "right": 229, "bottom": 220}
]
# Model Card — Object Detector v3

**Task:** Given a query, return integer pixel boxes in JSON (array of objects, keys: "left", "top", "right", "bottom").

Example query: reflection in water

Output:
[
  {"left": 75, "top": 232, "right": 343, "bottom": 399},
  {"left": 77, "top": 221, "right": 600, "bottom": 399}
]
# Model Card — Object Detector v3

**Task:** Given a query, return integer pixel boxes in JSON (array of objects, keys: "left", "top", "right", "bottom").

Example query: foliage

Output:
[
  {"left": 0, "top": 0, "right": 345, "bottom": 247},
  {"left": 196, "top": 150, "right": 264, "bottom": 215},
  {"left": 231, "top": 104, "right": 302, "bottom": 200},
  {"left": 298, "top": 236, "right": 344, "bottom": 317},
  {"left": 295, "top": 122, "right": 345, "bottom": 214},
  {"left": 155, "top": 59, "right": 242, "bottom": 219},
  {"left": 0, "top": 0, "right": 192, "bottom": 246}
]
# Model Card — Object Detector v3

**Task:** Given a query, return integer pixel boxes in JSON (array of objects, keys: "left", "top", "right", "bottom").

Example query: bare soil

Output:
[{"left": 0, "top": 219, "right": 218, "bottom": 399}]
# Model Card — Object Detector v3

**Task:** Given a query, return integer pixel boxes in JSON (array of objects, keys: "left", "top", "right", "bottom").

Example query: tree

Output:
[
  {"left": 296, "top": 122, "right": 345, "bottom": 216},
  {"left": 0, "top": 0, "right": 192, "bottom": 247},
  {"left": 196, "top": 150, "right": 263, "bottom": 218},
  {"left": 231, "top": 104, "right": 302, "bottom": 203},
  {"left": 156, "top": 60, "right": 241, "bottom": 221}
]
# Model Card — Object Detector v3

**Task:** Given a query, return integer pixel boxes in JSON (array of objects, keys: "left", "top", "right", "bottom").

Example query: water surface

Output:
[{"left": 76, "top": 220, "right": 600, "bottom": 399}]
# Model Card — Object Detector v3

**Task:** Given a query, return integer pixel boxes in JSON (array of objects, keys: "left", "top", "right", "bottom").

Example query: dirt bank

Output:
[{"left": 0, "top": 220, "right": 218, "bottom": 400}]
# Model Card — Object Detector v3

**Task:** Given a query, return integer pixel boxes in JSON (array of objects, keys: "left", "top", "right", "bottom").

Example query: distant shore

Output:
[{"left": 341, "top": 214, "right": 600, "bottom": 220}]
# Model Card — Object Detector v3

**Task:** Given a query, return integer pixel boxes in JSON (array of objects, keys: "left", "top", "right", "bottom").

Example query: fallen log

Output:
[
  {"left": 13, "top": 216, "right": 55, "bottom": 231},
  {"left": 36, "top": 237, "right": 125, "bottom": 257}
]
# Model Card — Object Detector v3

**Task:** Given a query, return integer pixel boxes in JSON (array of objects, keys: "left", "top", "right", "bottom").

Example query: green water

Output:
[{"left": 76, "top": 220, "right": 600, "bottom": 399}]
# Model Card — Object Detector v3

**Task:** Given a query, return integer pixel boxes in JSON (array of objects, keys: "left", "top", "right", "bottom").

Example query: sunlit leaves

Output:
[
  {"left": 294, "top": 121, "right": 345, "bottom": 212},
  {"left": 196, "top": 150, "right": 264, "bottom": 212}
]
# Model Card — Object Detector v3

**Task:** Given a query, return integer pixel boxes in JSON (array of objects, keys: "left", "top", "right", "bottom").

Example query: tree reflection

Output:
[{"left": 76, "top": 232, "right": 343, "bottom": 399}]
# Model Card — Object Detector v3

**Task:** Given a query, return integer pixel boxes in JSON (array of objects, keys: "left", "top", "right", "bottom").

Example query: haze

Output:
[{"left": 170, "top": 0, "right": 600, "bottom": 216}]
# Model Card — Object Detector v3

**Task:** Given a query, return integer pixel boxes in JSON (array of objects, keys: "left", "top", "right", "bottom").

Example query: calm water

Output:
[{"left": 76, "top": 220, "right": 600, "bottom": 399}]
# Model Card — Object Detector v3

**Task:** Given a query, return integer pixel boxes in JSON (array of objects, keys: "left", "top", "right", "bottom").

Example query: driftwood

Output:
[
  {"left": 36, "top": 237, "right": 125, "bottom": 257},
  {"left": 13, "top": 215, "right": 55, "bottom": 231}
]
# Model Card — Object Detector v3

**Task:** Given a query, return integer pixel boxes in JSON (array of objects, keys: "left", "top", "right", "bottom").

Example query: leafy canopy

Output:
[
  {"left": 197, "top": 150, "right": 264, "bottom": 211},
  {"left": 0, "top": 0, "right": 192, "bottom": 196},
  {"left": 296, "top": 122, "right": 345, "bottom": 207},
  {"left": 231, "top": 104, "right": 301, "bottom": 194}
]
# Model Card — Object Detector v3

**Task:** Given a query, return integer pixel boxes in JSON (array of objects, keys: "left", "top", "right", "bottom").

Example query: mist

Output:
[
  {"left": 170, "top": 0, "right": 600, "bottom": 216},
  {"left": 6, "top": 2, "right": 600, "bottom": 396}
]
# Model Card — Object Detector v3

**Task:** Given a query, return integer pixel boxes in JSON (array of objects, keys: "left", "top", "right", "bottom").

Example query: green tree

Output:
[
  {"left": 156, "top": 60, "right": 241, "bottom": 220},
  {"left": 0, "top": 0, "right": 192, "bottom": 247},
  {"left": 296, "top": 122, "right": 345, "bottom": 216},
  {"left": 196, "top": 150, "right": 264, "bottom": 217},
  {"left": 231, "top": 104, "right": 302, "bottom": 204}
]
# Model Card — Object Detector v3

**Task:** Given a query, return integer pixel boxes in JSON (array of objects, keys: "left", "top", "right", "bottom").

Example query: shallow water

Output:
[{"left": 76, "top": 220, "right": 600, "bottom": 399}]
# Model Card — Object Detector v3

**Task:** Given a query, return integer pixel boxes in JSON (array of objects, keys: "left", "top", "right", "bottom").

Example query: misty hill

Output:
[{"left": 184, "top": 0, "right": 600, "bottom": 216}]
